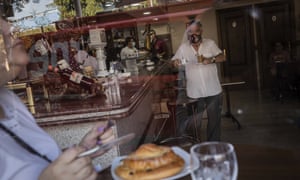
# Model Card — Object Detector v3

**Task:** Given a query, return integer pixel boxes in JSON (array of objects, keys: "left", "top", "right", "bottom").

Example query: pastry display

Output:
[{"left": 115, "top": 143, "right": 184, "bottom": 180}]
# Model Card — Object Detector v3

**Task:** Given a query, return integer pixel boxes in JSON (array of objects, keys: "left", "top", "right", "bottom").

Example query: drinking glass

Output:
[
  {"left": 180, "top": 57, "right": 187, "bottom": 65},
  {"left": 190, "top": 142, "right": 238, "bottom": 180}
]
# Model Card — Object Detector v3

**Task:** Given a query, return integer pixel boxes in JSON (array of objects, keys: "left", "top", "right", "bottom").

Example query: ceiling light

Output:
[{"left": 143, "top": 11, "right": 151, "bottom": 15}]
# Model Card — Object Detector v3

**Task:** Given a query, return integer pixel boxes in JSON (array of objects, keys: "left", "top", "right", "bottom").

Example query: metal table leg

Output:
[{"left": 224, "top": 86, "right": 242, "bottom": 129}]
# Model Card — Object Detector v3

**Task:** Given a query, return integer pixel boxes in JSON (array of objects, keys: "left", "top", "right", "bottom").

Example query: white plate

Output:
[
  {"left": 118, "top": 72, "right": 131, "bottom": 80},
  {"left": 111, "top": 146, "right": 193, "bottom": 180},
  {"left": 146, "top": 62, "right": 155, "bottom": 66}
]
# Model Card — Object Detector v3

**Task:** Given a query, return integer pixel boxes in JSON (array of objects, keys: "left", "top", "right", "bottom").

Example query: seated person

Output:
[
  {"left": 269, "top": 41, "right": 290, "bottom": 99},
  {"left": 269, "top": 41, "right": 290, "bottom": 77},
  {"left": 68, "top": 47, "right": 82, "bottom": 73},
  {"left": 0, "top": 17, "right": 114, "bottom": 180},
  {"left": 74, "top": 49, "right": 98, "bottom": 74},
  {"left": 120, "top": 37, "right": 138, "bottom": 60}
]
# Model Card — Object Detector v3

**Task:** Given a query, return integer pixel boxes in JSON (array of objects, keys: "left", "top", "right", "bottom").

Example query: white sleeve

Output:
[
  {"left": 120, "top": 48, "right": 126, "bottom": 60},
  {"left": 209, "top": 40, "right": 222, "bottom": 57},
  {"left": 171, "top": 46, "right": 183, "bottom": 61}
]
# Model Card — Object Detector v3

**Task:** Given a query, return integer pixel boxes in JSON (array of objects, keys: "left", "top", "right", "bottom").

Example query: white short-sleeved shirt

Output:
[
  {"left": 0, "top": 88, "right": 61, "bottom": 180},
  {"left": 120, "top": 46, "right": 138, "bottom": 60},
  {"left": 172, "top": 38, "right": 222, "bottom": 98}
]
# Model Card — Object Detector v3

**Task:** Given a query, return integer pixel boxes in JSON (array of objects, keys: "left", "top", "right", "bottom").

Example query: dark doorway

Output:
[
  {"left": 217, "top": 6, "right": 256, "bottom": 89},
  {"left": 216, "top": 0, "right": 295, "bottom": 90},
  {"left": 255, "top": 0, "right": 294, "bottom": 88}
]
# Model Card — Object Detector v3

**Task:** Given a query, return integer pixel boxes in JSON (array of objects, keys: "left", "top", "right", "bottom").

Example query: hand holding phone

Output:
[{"left": 78, "top": 133, "right": 135, "bottom": 158}]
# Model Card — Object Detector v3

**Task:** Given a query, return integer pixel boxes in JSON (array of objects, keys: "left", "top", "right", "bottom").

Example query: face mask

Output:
[
  {"left": 132, "top": 42, "right": 136, "bottom": 47},
  {"left": 189, "top": 34, "right": 202, "bottom": 44}
]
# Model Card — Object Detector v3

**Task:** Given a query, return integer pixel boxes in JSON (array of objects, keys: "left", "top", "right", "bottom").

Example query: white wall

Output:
[
  {"left": 167, "top": 9, "right": 219, "bottom": 55},
  {"left": 169, "top": 21, "right": 186, "bottom": 54},
  {"left": 200, "top": 9, "right": 219, "bottom": 45}
]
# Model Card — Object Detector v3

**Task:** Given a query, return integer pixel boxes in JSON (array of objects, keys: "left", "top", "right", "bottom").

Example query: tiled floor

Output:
[
  {"left": 152, "top": 74, "right": 300, "bottom": 150},
  {"left": 209, "top": 89, "right": 300, "bottom": 150}
]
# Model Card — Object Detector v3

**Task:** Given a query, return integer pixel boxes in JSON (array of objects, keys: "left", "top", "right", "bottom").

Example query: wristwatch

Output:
[{"left": 211, "top": 57, "right": 216, "bottom": 63}]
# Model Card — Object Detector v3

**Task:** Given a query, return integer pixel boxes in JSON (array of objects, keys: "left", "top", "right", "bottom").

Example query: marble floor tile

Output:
[{"left": 214, "top": 89, "right": 300, "bottom": 149}]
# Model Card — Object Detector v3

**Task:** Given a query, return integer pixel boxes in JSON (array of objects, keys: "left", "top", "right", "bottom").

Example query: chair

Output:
[
  {"left": 153, "top": 86, "right": 200, "bottom": 147},
  {"left": 152, "top": 98, "right": 171, "bottom": 143},
  {"left": 274, "top": 62, "right": 300, "bottom": 103},
  {"left": 5, "top": 78, "right": 48, "bottom": 114},
  {"left": 5, "top": 82, "right": 35, "bottom": 114}
]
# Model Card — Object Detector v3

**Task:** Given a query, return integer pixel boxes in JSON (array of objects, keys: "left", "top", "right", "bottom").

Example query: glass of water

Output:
[{"left": 190, "top": 142, "right": 238, "bottom": 180}]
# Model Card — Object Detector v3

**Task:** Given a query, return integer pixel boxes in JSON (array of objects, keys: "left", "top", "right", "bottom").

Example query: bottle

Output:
[{"left": 57, "top": 59, "right": 98, "bottom": 94}]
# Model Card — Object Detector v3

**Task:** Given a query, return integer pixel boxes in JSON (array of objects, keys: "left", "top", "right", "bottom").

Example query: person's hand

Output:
[
  {"left": 39, "top": 146, "right": 97, "bottom": 180},
  {"left": 172, "top": 59, "right": 181, "bottom": 68},
  {"left": 79, "top": 121, "right": 114, "bottom": 158},
  {"left": 202, "top": 58, "right": 211, "bottom": 65},
  {"left": 157, "top": 53, "right": 163, "bottom": 59}
]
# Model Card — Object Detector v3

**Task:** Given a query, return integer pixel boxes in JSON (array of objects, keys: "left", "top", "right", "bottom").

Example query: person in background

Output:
[
  {"left": 172, "top": 20, "right": 225, "bottom": 141},
  {"left": 269, "top": 41, "right": 290, "bottom": 76},
  {"left": 148, "top": 30, "right": 168, "bottom": 64},
  {"left": 68, "top": 46, "right": 82, "bottom": 73},
  {"left": 269, "top": 41, "right": 290, "bottom": 100},
  {"left": 0, "top": 17, "right": 113, "bottom": 180},
  {"left": 120, "top": 36, "right": 138, "bottom": 60},
  {"left": 74, "top": 49, "right": 98, "bottom": 74}
]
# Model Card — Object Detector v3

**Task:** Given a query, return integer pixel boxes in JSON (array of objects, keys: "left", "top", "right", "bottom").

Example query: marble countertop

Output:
[{"left": 34, "top": 62, "right": 169, "bottom": 125}]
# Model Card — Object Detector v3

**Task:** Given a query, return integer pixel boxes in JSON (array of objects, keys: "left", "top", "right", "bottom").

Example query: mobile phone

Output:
[{"left": 104, "top": 120, "right": 114, "bottom": 132}]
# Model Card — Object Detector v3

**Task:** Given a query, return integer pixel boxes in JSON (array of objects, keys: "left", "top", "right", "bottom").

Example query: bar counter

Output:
[{"left": 32, "top": 61, "right": 171, "bottom": 169}]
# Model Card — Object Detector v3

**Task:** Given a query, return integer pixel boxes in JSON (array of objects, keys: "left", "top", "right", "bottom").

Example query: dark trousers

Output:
[{"left": 177, "top": 93, "right": 223, "bottom": 141}]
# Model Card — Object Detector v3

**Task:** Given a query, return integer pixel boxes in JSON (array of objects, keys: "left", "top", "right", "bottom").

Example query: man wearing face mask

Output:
[
  {"left": 120, "top": 37, "right": 138, "bottom": 60},
  {"left": 172, "top": 20, "right": 225, "bottom": 141}
]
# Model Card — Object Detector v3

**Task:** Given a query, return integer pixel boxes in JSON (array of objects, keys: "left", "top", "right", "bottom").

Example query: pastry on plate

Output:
[{"left": 115, "top": 143, "right": 184, "bottom": 180}]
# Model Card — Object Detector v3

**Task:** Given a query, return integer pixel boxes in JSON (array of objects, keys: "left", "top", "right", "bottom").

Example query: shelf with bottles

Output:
[{"left": 112, "top": 27, "right": 138, "bottom": 46}]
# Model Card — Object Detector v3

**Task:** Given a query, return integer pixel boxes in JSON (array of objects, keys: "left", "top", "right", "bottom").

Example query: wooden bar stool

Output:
[
  {"left": 155, "top": 88, "right": 200, "bottom": 147},
  {"left": 152, "top": 98, "right": 171, "bottom": 143}
]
